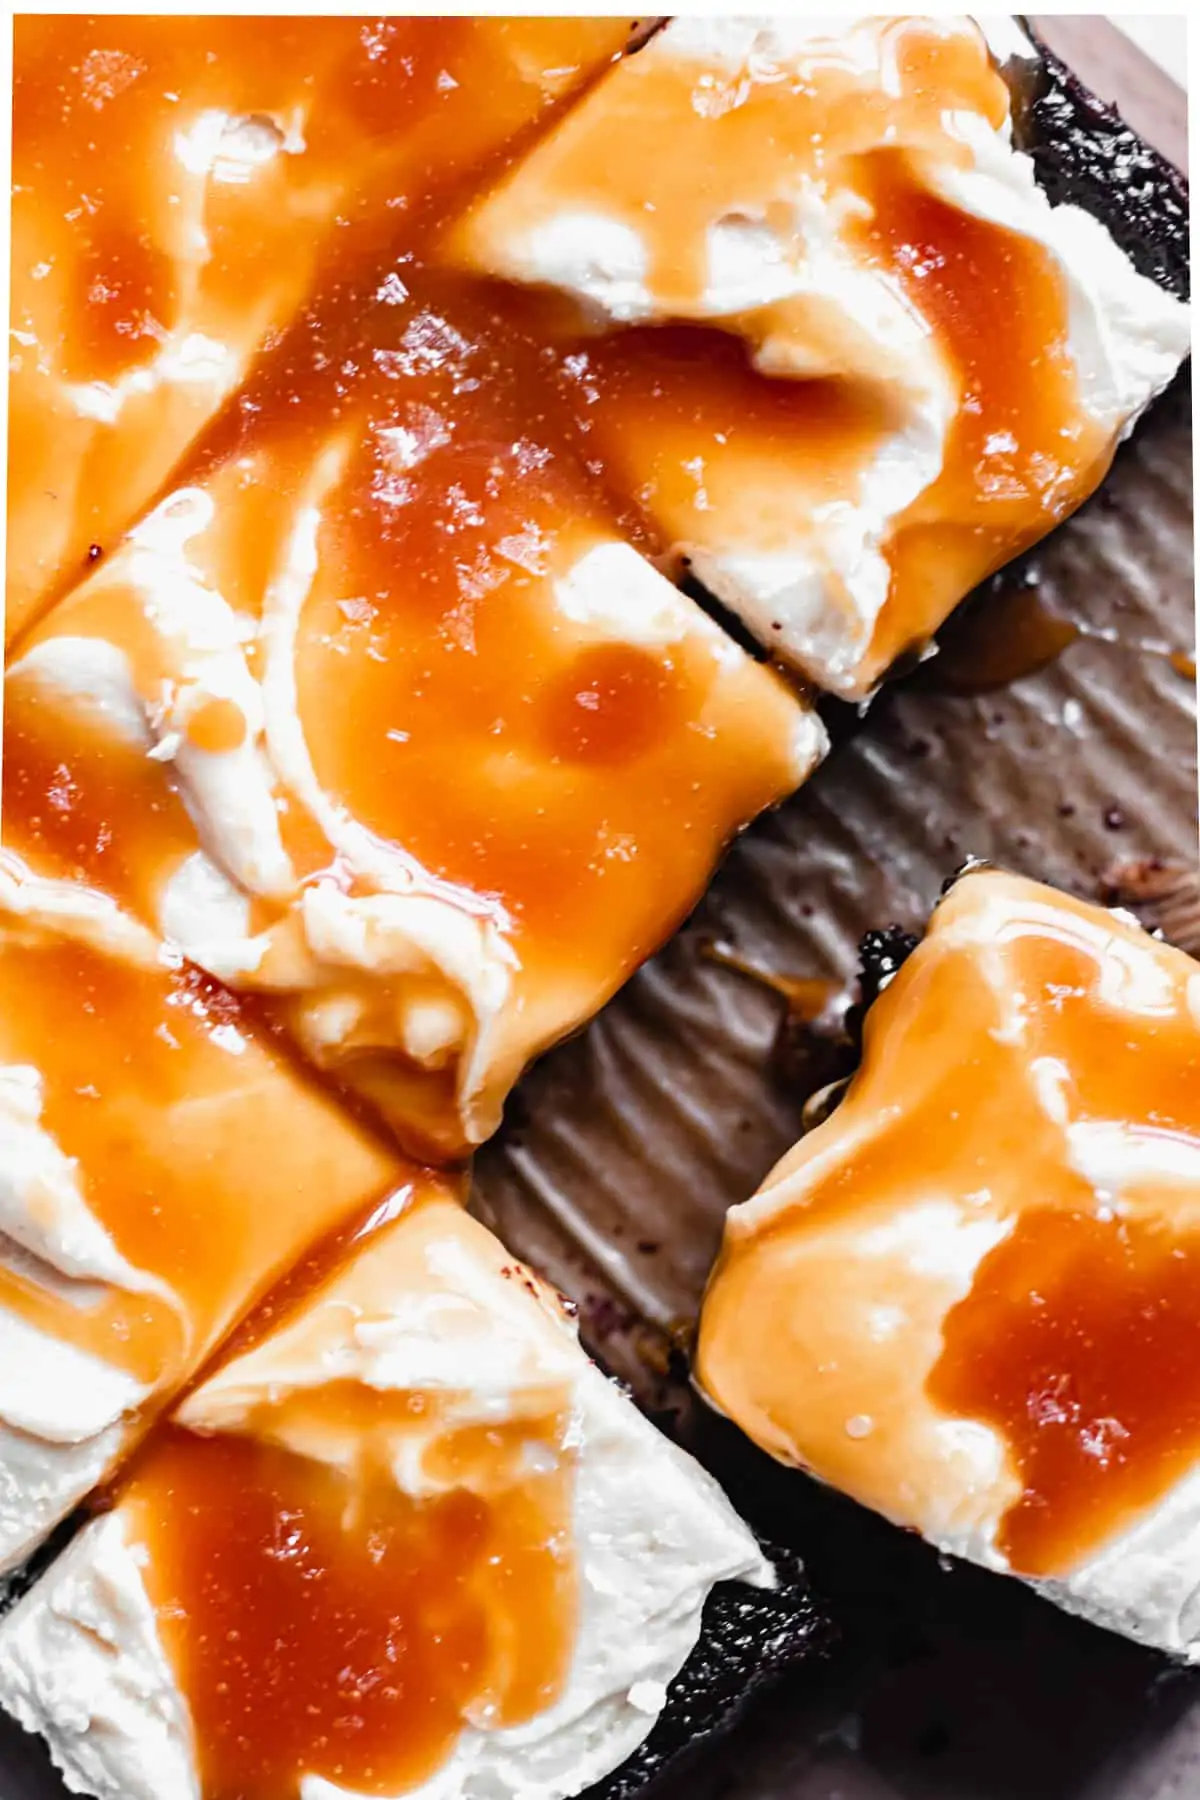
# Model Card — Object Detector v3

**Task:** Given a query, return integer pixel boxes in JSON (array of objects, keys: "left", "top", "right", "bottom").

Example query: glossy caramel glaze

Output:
[
  {"left": 0, "top": 836, "right": 401, "bottom": 1412},
  {"left": 277, "top": 280, "right": 808, "bottom": 961},
  {"left": 454, "top": 17, "right": 1117, "bottom": 692},
  {"left": 933, "top": 1211, "right": 1200, "bottom": 1577},
  {"left": 857, "top": 156, "right": 1108, "bottom": 676},
  {"left": 121, "top": 1199, "right": 579, "bottom": 1798},
  {"left": 698, "top": 870, "right": 1200, "bottom": 1578},
  {"left": 130, "top": 1406, "right": 574, "bottom": 1800},
  {"left": 9, "top": 16, "right": 638, "bottom": 642},
  {"left": 8, "top": 261, "right": 815, "bottom": 1156}
]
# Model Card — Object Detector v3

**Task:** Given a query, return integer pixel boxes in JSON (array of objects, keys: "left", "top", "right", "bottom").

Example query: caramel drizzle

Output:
[
  {"left": 699, "top": 875, "right": 1200, "bottom": 1578},
  {"left": 128, "top": 1382, "right": 577, "bottom": 1800}
]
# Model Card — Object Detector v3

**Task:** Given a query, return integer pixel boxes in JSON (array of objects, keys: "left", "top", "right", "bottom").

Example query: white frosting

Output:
[
  {"left": 0, "top": 1514, "right": 200, "bottom": 1800},
  {"left": 0, "top": 1310, "right": 142, "bottom": 1450},
  {"left": 0, "top": 853, "right": 166, "bottom": 971},
  {"left": 123, "top": 486, "right": 295, "bottom": 900},
  {"left": 716, "top": 876, "right": 1200, "bottom": 1659},
  {"left": 974, "top": 15, "right": 1039, "bottom": 70},
  {"left": 1034, "top": 1464, "right": 1200, "bottom": 1658},
  {"left": 456, "top": 13, "right": 1191, "bottom": 697},
  {"left": 8, "top": 637, "right": 153, "bottom": 749},
  {"left": 19, "top": 476, "right": 816, "bottom": 1146},
  {"left": 0, "top": 1420, "right": 129, "bottom": 1591},
  {"left": 554, "top": 538, "right": 727, "bottom": 651},
  {"left": 0, "top": 1208, "right": 770, "bottom": 1799},
  {"left": 157, "top": 851, "right": 265, "bottom": 983},
  {"left": 919, "top": 1464, "right": 1200, "bottom": 1662},
  {"left": 62, "top": 333, "right": 238, "bottom": 433},
  {"left": 0, "top": 864, "right": 185, "bottom": 1572},
  {"left": 173, "top": 107, "right": 302, "bottom": 189},
  {"left": 684, "top": 394, "right": 946, "bottom": 695}
]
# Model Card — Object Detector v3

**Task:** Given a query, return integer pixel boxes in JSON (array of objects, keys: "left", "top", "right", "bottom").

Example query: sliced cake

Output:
[
  {"left": 8, "top": 271, "right": 822, "bottom": 1159},
  {"left": 0, "top": 1196, "right": 771, "bottom": 1800},
  {"left": 450, "top": 16, "right": 1190, "bottom": 697},
  {"left": 698, "top": 868, "right": 1200, "bottom": 1656}
]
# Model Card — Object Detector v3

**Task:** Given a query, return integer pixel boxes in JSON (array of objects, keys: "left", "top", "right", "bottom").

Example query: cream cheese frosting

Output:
[
  {"left": 697, "top": 870, "right": 1200, "bottom": 1657},
  {"left": 0, "top": 846, "right": 402, "bottom": 1573},
  {"left": 0, "top": 1201, "right": 771, "bottom": 1800},
  {"left": 0, "top": 861, "right": 175, "bottom": 1570},
  {"left": 9, "top": 293, "right": 822, "bottom": 1159},
  {"left": 8, "top": 16, "right": 643, "bottom": 644},
  {"left": 450, "top": 15, "right": 1191, "bottom": 698}
]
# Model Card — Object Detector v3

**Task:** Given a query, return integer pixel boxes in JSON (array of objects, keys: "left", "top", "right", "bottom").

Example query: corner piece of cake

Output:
[
  {"left": 450, "top": 15, "right": 1191, "bottom": 699},
  {"left": 0, "top": 1196, "right": 770, "bottom": 1800},
  {"left": 697, "top": 867, "right": 1200, "bottom": 1657}
]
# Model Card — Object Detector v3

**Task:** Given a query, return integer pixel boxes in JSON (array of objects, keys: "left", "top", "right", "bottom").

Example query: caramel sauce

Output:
[
  {"left": 128, "top": 1397, "right": 576, "bottom": 1800},
  {"left": 289, "top": 280, "right": 805, "bottom": 975},
  {"left": 701, "top": 939, "right": 850, "bottom": 1094},
  {"left": 185, "top": 698, "right": 249, "bottom": 756},
  {"left": 932, "top": 1211, "right": 1200, "bottom": 1577},
  {"left": 468, "top": 19, "right": 1112, "bottom": 688},
  {"left": 860, "top": 161, "right": 1109, "bottom": 674},
  {"left": 11, "top": 252, "right": 806, "bottom": 1063},
  {"left": 536, "top": 642, "right": 688, "bottom": 766},
  {"left": 699, "top": 872, "right": 1200, "bottom": 1577},
  {"left": 703, "top": 938, "right": 840, "bottom": 1024},
  {"left": 921, "top": 578, "right": 1081, "bottom": 695},
  {"left": 9, "top": 17, "right": 638, "bottom": 643},
  {"left": 9, "top": 15, "right": 1047, "bottom": 1170},
  {"left": 0, "top": 908, "right": 399, "bottom": 1397}
]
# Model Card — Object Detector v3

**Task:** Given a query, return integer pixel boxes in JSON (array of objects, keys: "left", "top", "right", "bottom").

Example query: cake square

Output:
[
  {"left": 9, "top": 272, "right": 822, "bottom": 1158},
  {"left": 0, "top": 1196, "right": 769, "bottom": 1800},
  {"left": 699, "top": 869, "right": 1200, "bottom": 1655},
  {"left": 451, "top": 16, "right": 1190, "bottom": 697}
]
